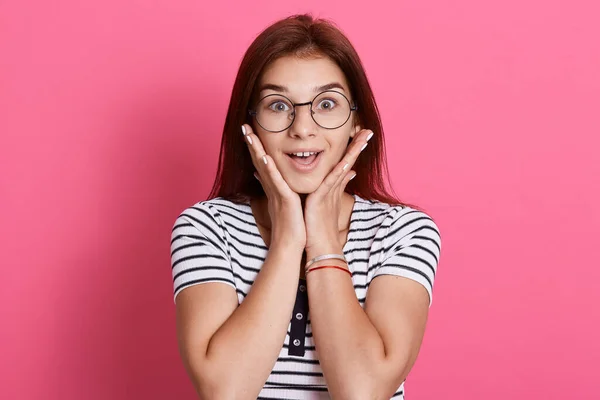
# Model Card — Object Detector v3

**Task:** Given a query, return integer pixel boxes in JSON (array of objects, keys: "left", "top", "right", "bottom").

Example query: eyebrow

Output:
[{"left": 258, "top": 82, "right": 347, "bottom": 94}]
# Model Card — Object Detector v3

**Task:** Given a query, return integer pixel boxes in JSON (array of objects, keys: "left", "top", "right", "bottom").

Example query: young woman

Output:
[{"left": 170, "top": 14, "right": 442, "bottom": 400}]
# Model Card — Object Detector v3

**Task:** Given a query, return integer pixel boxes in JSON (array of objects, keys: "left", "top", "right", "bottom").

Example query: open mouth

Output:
[
  {"left": 285, "top": 150, "right": 324, "bottom": 171},
  {"left": 286, "top": 151, "right": 323, "bottom": 165}
]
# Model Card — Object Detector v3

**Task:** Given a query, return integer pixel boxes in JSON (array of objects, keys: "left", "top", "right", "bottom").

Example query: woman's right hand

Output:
[{"left": 242, "top": 124, "right": 306, "bottom": 252}]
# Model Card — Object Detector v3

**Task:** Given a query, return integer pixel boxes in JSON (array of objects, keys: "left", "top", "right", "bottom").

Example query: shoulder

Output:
[
  {"left": 383, "top": 206, "right": 441, "bottom": 255},
  {"left": 173, "top": 197, "right": 252, "bottom": 228},
  {"left": 171, "top": 198, "right": 260, "bottom": 251},
  {"left": 359, "top": 198, "right": 442, "bottom": 306},
  {"left": 353, "top": 195, "right": 441, "bottom": 248}
]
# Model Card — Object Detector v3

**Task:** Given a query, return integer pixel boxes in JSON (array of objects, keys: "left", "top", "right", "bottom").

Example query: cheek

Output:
[
  {"left": 330, "top": 135, "right": 352, "bottom": 159},
  {"left": 256, "top": 134, "right": 276, "bottom": 154},
  {"left": 316, "top": 142, "right": 348, "bottom": 176}
]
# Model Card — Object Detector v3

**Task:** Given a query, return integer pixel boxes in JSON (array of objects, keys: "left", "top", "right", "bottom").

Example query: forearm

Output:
[
  {"left": 306, "top": 252, "right": 395, "bottom": 399},
  {"left": 202, "top": 244, "right": 303, "bottom": 399}
]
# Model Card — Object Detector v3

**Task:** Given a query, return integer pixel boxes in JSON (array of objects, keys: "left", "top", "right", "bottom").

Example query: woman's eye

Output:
[
  {"left": 269, "top": 101, "right": 290, "bottom": 112},
  {"left": 317, "top": 99, "right": 337, "bottom": 110}
]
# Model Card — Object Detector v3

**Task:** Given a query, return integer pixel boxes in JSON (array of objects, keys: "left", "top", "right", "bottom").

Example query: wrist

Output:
[
  {"left": 305, "top": 246, "right": 345, "bottom": 263},
  {"left": 304, "top": 246, "right": 347, "bottom": 270},
  {"left": 307, "top": 258, "right": 349, "bottom": 271},
  {"left": 270, "top": 241, "right": 304, "bottom": 259}
]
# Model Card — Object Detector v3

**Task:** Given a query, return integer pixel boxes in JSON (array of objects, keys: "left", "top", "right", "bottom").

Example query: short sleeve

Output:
[
  {"left": 170, "top": 202, "right": 235, "bottom": 304},
  {"left": 372, "top": 207, "right": 442, "bottom": 307}
]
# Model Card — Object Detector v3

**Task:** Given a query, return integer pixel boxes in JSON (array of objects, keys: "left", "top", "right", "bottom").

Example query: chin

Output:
[
  {"left": 275, "top": 157, "right": 326, "bottom": 194},
  {"left": 287, "top": 179, "right": 321, "bottom": 194}
]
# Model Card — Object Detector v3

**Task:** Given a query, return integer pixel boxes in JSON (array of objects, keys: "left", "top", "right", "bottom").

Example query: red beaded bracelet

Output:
[{"left": 305, "top": 265, "right": 352, "bottom": 277}]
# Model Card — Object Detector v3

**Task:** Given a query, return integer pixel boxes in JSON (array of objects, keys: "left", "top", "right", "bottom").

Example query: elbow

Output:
[
  {"left": 184, "top": 355, "right": 262, "bottom": 399},
  {"left": 342, "top": 365, "right": 410, "bottom": 400},
  {"left": 183, "top": 360, "right": 233, "bottom": 400},
  {"left": 344, "top": 387, "right": 390, "bottom": 400},
  {"left": 342, "top": 384, "right": 401, "bottom": 400},
  {"left": 331, "top": 379, "right": 388, "bottom": 400},
  {"left": 191, "top": 378, "right": 240, "bottom": 400},
  {"left": 190, "top": 369, "right": 257, "bottom": 400},
  {"left": 188, "top": 368, "right": 249, "bottom": 400},
  {"left": 181, "top": 351, "right": 240, "bottom": 399}
]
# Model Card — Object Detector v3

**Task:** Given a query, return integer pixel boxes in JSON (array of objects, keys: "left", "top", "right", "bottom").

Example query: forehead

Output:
[{"left": 258, "top": 55, "right": 350, "bottom": 94}]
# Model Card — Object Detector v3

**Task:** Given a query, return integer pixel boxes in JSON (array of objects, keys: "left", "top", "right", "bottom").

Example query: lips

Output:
[
  {"left": 285, "top": 151, "right": 323, "bottom": 172},
  {"left": 287, "top": 151, "right": 321, "bottom": 165}
]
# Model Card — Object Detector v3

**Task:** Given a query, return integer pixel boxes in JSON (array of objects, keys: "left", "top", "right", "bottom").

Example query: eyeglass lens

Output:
[{"left": 254, "top": 91, "right": 352, "bottom": 132}]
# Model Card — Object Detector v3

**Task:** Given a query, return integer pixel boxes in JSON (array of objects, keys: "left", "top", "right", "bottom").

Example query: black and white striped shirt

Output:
[{"left": 170, "top": 193, "right": 442, "bottom": 399}]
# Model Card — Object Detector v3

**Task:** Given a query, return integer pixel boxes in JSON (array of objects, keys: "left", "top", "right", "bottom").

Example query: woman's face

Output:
[{"left": 251, "top": 55, "right": 361, "bottom": 194}]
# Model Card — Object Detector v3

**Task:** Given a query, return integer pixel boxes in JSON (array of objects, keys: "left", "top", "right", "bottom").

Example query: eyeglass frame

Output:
[{"left": 247, "top": 89, "right": 358, "bottom": 133}]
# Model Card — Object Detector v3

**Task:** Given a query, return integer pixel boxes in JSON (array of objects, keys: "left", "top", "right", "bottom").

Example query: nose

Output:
[{"left": 288, "top": 104, "right": 317, "bottom": 138}]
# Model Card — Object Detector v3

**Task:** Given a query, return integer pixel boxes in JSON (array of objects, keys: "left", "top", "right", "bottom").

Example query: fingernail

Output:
[
  {"left": 350, "top": 173, "right": 357, "bottom": 180},
  {"left": 241, "top": 125, "right": 246, "bottom": 136},
  {"left": 262, "top": 155, "right": 267, "bottom": 165},
  {"left": 366, "top": 131, "right": 374, "bottom": 141},
  {"left": 253, "top": 172, "right": 259, "bottom": 180},
  {"left": 247, "top": 135, "right": 253, "bottom": 145},
  {"left": 360, "top": 143, "right": 367, "bottom": 151},
  {"left": 342, "top": 163, "right": 349, "bottom": 171}
]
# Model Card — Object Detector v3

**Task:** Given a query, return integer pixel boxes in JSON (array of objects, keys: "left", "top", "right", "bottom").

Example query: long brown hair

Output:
[{"left": 207, "top": 13, "right": 417, "bottom": 209}]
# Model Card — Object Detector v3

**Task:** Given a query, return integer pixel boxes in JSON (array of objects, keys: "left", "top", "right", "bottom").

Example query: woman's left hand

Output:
[{"left": 304, "top": 129, "right": 374, "bottom": 259}]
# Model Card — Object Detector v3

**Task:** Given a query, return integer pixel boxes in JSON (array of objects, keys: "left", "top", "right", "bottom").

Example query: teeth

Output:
[{"left": 291, "top": 151, "right": 319, "bottom": 157}]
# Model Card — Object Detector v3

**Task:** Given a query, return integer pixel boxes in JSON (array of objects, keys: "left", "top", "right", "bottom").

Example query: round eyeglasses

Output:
[{"left": 248, "top": 90, "right": 358, "bottom": 133}]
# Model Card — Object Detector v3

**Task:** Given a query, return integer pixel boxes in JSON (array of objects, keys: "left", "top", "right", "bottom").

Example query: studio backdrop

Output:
[{"left": 1, "top": 1, "right": 599, "bottom": 399}]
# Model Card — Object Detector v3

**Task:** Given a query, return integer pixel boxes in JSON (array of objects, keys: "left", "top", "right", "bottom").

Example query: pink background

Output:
[{"left": 1, "top": 1, "right": 599, "bottom": 399}]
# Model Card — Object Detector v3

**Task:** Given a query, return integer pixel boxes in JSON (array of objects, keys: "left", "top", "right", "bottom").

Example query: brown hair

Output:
[{"left": 207, "top": 13, "right": 417, "bottom": 209}]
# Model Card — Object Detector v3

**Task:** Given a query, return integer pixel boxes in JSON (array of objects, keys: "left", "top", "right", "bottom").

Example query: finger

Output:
[
  {"left": 242, "top": 124, "right": 294, "bottom": 198},
  {"left": 316, "top": 129, "right": 373, "bottom": 195},
  {"left": 254, "top": 171, "right": 267, "bottom": 191},
  {"left": 338, "top": 169, "right": 357, "bottom": 197},
  {"left": 242, "top": 124, "right": 280, "bottom": 190},
  {"left": 334, "top": 129, "right": 373, "bottom": 185},
  {"left": 261, "top": 154, "right": 297, "bottom": 199},
  {"left": 242, "top": 124, "right": 268, "bottom": 170},
  {"left": 344, "top": 128, "right": 374, "bottom": 167},
  {"left": 334, "top": 167, "right": 356, "bottom": 199},
  {"left": 242, "top": 124, "right": 274, "bottom": 193}
]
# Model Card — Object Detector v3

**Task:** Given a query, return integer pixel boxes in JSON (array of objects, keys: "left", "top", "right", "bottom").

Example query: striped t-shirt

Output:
[{"left": 170, "top": 193, "right": 442, "bottom": 399}]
